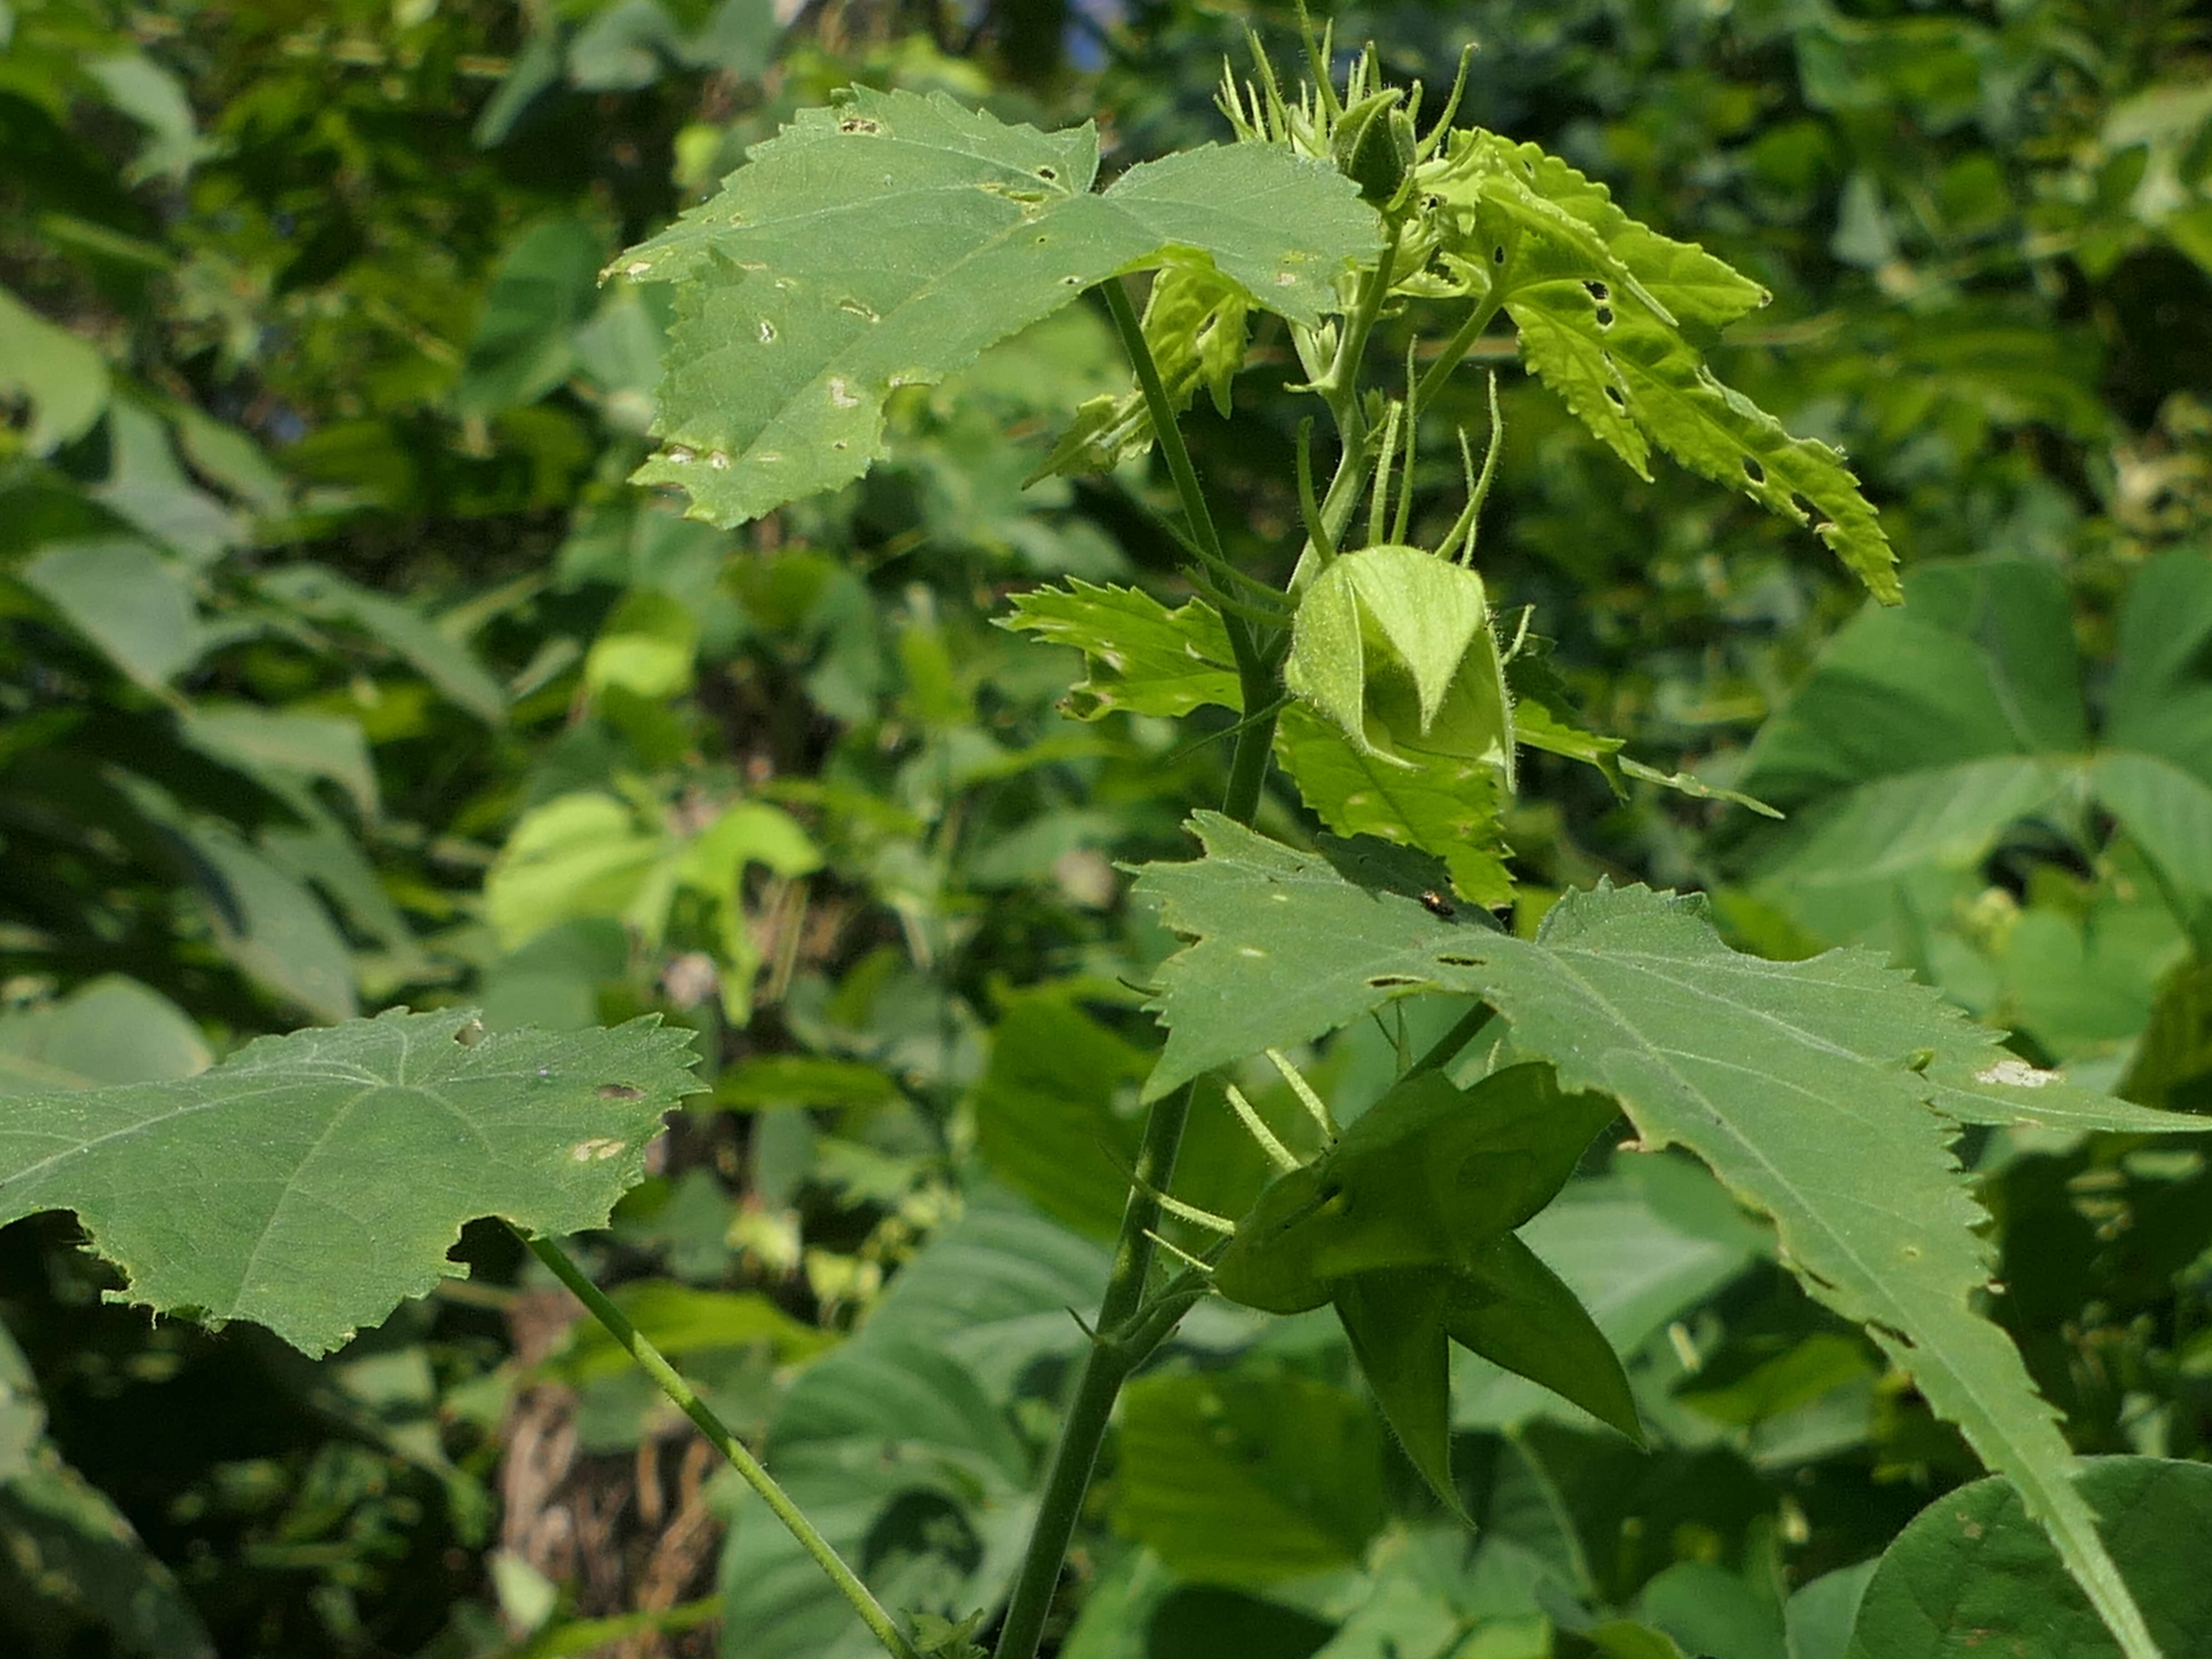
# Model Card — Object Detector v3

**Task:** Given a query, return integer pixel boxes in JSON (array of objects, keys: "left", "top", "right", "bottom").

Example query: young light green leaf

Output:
[
  {"left": 0, "top": 1008, "right": 701, "bottom": 1354},
  {"left": 998, "top": 580, "right": 1241, "bottom": 720},
  {"left": 1426, "top": 132, "right": 1894, "bottom": 601},
  {"left": 1031, "top": 262, "right": 1251, "bottom": 479},
  {"left": 1131, "top": 814, "right": 2199, "bottom": 1659},
  {"left": 616, "top": 87, "right": 1376, "bottom": 526},
  {"left": 1274, "top": 703, "right": 1513, "bottom": 907}
]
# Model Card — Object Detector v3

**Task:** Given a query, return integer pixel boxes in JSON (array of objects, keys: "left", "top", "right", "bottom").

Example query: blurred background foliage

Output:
[{"left": 2, "top": 0, "right": 2211, "bottom": 1655}]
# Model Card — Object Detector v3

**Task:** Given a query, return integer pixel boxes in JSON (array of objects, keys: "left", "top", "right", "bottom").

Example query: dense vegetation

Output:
[{"left": 4, "top": 3, "right": 2212, "bottom": 1658}]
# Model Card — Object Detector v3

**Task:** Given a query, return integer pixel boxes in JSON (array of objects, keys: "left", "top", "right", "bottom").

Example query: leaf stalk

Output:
[{"left": 515, "top": 1227, "right": 925, "bottom": 1659}]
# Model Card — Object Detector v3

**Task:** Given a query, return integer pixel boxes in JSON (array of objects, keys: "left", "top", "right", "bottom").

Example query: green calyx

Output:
[
  {"left": 1331, "top": 90, "right": 1419, "bottom": 209},
  {"left": 1285, "top": 544, "right": 1517, "bottom": 789},
  {"left": 1211, "top": 1063, "right": 1640, "bottom": 1512}
]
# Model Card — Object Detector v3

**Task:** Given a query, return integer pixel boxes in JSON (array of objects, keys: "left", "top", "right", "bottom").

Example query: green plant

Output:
[{"left": 6, "top": 14, "right": 2212, "bottom": 1659}]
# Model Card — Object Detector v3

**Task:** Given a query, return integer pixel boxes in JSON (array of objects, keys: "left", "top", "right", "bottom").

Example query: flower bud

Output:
[
  {"left": 1285, "top": 545, "right": 1515, "bottom": 788},
  {"left": 1332, "top": 91, "right": 1418, "bottom": 209}
]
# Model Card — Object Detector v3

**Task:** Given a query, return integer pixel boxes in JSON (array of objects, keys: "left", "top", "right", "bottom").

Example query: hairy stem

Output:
[
  {"left": 992, "top": 700, "right": 1279, "bottom": 1659},
  {"left": 1101, "top": 275, "right": 1279, "bottom": 729},
  {"left": 517, "top": 1227, "right": 924, "bottom": 1659}
]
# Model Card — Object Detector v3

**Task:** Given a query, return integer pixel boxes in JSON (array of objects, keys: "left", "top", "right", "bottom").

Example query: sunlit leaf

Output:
[
  {"left": 0, "top": 1009, "right": 701, "bottom": 1353},
  {"left": 618, "top": 86, "right": 1376, "bottom": 525}
]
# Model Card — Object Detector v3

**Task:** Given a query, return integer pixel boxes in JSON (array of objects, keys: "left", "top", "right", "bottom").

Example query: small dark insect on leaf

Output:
[{"left": 1420, "top": 890, "right": 1455, "bottom": 919}]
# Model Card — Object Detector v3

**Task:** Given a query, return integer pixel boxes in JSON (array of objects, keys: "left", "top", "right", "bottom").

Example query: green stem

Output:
[
  {"left": 515, "top": 1227, "right": 923, "bottom": 1659},
  {"left": 1101, "top": 275, "right": 1279, "bottom": 732},
  {"left": 991, "top": 704, "right": 1280, "bottom": 1659},
  {"left": 1320, "top": 217, "right": 1407, "bottom": 440},
  {"left": 1405, "top": 999, "right": 1497, "bottom": 1079},
  {"left": 1411, "top": 276, "right": 1511, "bottom": 419}
]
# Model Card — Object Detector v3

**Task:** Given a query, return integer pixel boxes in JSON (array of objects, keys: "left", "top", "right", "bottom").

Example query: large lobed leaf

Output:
[
  {"left": 617, "top": 86, "right": 1377, "bottom": 525},
  {"left": 1131, "top": 814, "right": 2199, "bottom": 1657},
  {"left": 0, "top": 1009, "right": 702, "bottom": 1354}
]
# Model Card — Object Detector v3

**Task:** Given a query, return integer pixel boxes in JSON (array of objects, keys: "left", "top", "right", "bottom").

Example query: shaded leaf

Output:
[
  {"left": 1115, "top": 1369, "right": 1386, "bottom": 1584},
  {"left": 0, "top": 977, "right": 209, "bottom": 1096},
  {"left": 1844, "top": 1457, "right": 2212, "bottom": 1659},
  {"left": 260, "top": 563, "right": 508, "bottom": 724},
  {"left": 22, "top": 537, "right": 206, "bottom": 689}
]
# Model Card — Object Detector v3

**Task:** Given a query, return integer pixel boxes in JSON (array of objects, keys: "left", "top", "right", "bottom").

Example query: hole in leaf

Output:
[
  {"left": 1435, "top": 955, "right": 1483, "bottom": 968},
  {"left": 1742, "top": 456, "right": 1766, "bottom": 485},
  {"left": 1604, "top": 386, "right": 1627, "bottom": 409},
  {"left": 1584, "top": 280, "right": 1609, "bottom": 302},
  {"left": 1492, "top": 245, "right": 1507, "bottom": 265},
  {"left": 1594, "top": 305, "right": 1614, "bottom": 327},
  {"left": 597, "top": 1084, "right": 644, "bottom": 1100},
  {"left": 453, "top": 1020, "right": 485, "bottom": 1046},
  {"left": 1367, "top": 975, "right": 1423, "bottom": 988},
  {"left": 1036, "top": 165, "right": 1058, "bottom": 181},
  {"left": 837, "top": 116, "right": 882, "bottom": 135}
]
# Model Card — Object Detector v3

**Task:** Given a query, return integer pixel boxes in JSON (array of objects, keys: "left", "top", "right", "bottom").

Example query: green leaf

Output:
[
  {"left": 1452, "top": 1162, "right": 1761, "bottom": 1432},
  {"left": 1429, "top": 132, "right": 1894, "bottom": 601},
  {"left": 1275, "top": 702, "right": 1513, "bottom": 907},
  {"left": 1636, "top": 1560, "right": 1784, "bottom": 1659},
  {"left": 1730, "top": 555, "right": 2212, "bottom": 959},
  {"left": 717, "top": 1338, "right": 1031, "bottom": 1659},
  {"left": 1131, "top": 814, "right": 2199, "bottom": 1657},
  {"left": 970, "top": 988, "right": 1147, "bottom": 1238},
  {"left": 21, "top": 537, "right": 208, "bottom": 689},
  {"left": 458, "top": 218, "right": 606, "bottom": 415},
  {"left": 0, "top": 1450, "right": 218, "bottom": 1659},
  {"left": 0, "top": 976, "right": 209, "bottom": 1096},
  {"left": 1114, "top": 1369, "right": 1387, "bottom": 1584},
  {"left": 0, "top": 283, "right": 110, "bottom": 453},
  {"left": 181, "top": 703, "right": 380, "bottom": 821},
  {"left": 1786, "top": 1563, "right": 1877, "bottom": 1659},
  {"left": 0, "top": 1008, "right": 701, "bottom": 1354},
  {"left": 173, "top": 821, "right": 360, "bottom": 1022},
  {"left": 2120, "top": 960, "right": 2212, "bottom": 1112},
  {"left": 259, "top": 563, "right": 508, "bottom": 724},
  {"left": 1844, "top": 1457, "right": 2212, "bottom": 1659},
  {"left": 547, "top": 1282, "right": 833, "bottom": 1382},
  {"left": 1211, "top": 1064, "right": 1634, "bottom": 1508},
  {"left": 856, "top": 1199, "right": 1108, "bottom": 1399},
  {"left": 1214, "top": 1065, "right": 1619, "bottom": 1310},
  {"left": 618, "top": 87, "right": 1376, "bottom": 525},
  {"left": 998, "top": 580, "right": 1241, "bottom": 720}
]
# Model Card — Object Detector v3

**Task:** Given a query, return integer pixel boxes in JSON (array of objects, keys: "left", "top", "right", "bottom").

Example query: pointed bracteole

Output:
[
  {"left": 1223, "top": 1081, "right": 1302, "bottom": 1172},
  {"left": 1265, "top": 1047, "right": 1340, "bottom": 1139}
]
